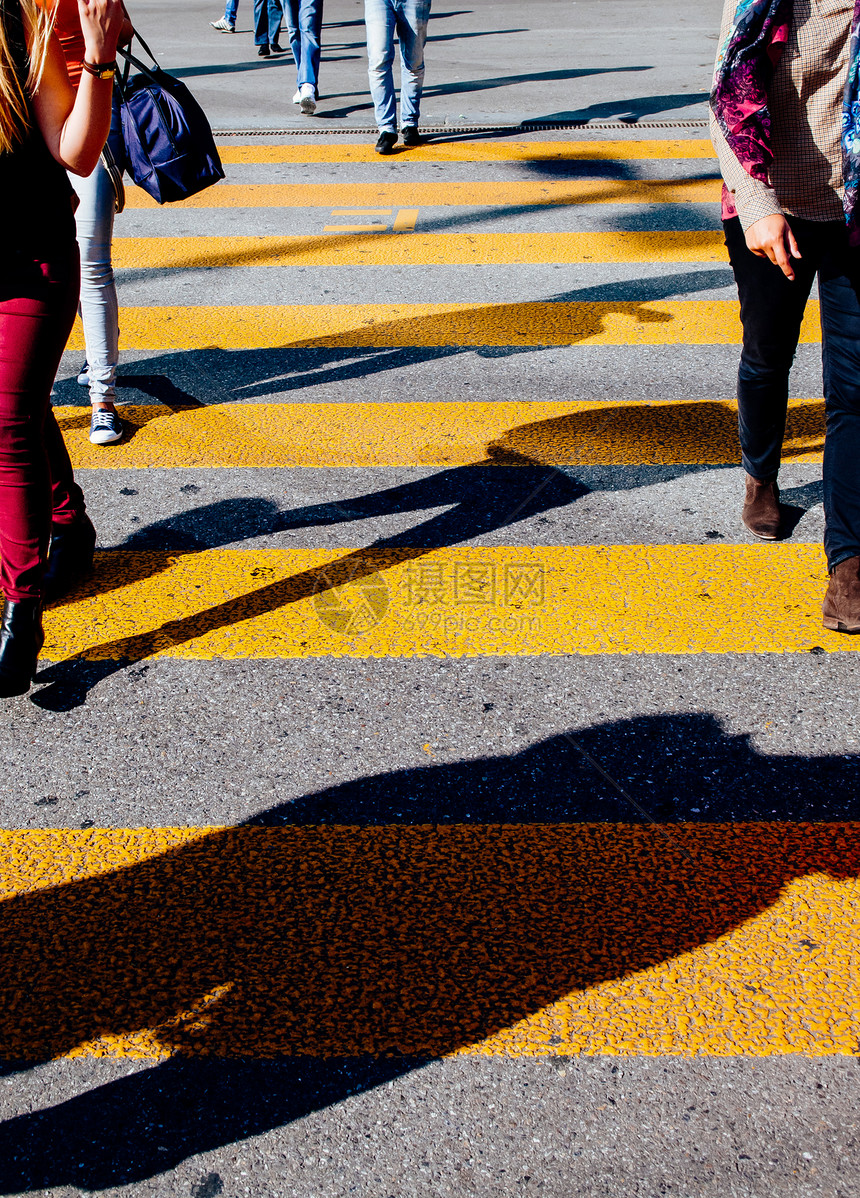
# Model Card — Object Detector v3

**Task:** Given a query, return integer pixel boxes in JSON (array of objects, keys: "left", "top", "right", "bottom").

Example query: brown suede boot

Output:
[
  {"left": 742, "top": 474, "right": 781, "bottom": 540},
  {"left": 823, "top": 555, "right": 860, "bottom": 633}
]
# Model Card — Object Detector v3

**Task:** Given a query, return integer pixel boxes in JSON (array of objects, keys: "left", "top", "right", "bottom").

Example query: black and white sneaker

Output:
[
  {"left": 77, "top": 362, "right": 90, "bottom": 386},
  {"left": 89, "top": 407, "right": 125, "bottom": 446}
]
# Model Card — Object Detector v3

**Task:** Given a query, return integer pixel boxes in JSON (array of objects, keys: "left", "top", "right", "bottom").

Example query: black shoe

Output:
[
  {"left": 0, "top": 599, "right": 43, "bottom": 698},
  {"left": 42, "top": 513, "right": 97, "bottom": 604},
  {"left": 401, "top": 126, "right": 422, "bottom": 147},
  {"left": 257, "top": 43, "right": 270, "bottom": 56},
  {"left": 270, "top": 40, "right": 286, "bottom": 52},
  {"left": 375, "top": 131, "right": 398, "bottom": 155}
]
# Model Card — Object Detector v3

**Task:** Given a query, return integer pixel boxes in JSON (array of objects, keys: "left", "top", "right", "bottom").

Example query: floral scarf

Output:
[{"left": 711, "top": 0, "right": 860, "bottom": 242}]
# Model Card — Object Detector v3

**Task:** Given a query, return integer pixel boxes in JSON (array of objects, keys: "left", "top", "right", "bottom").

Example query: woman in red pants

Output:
[{"left": 0, "top": 0, "right": 123, "bottom": 696}]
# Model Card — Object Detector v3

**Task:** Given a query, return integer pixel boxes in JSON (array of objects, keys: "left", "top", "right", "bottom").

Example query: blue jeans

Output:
[
  {"left": 285, "top": 0, "right": 323, "bottom": 89},
  {"left": 254, "top": 0, "right": 283, "bottom": 45},
  {"left": 223, "top": 0, "right": 238, "bottom": 22},
  {"left": 364, "top": 0, "right": 430, "bottom": 132},
  {"left": 68, "top": 160, "right": 118, "bottom": 405},
  {"left": 725, "top": 215, "right": 860, "bottom": 569}
]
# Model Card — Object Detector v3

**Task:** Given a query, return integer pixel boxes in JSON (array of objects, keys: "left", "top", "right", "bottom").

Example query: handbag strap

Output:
[{"left": 116, "top": 29, "right": 163, "bottom": 95}]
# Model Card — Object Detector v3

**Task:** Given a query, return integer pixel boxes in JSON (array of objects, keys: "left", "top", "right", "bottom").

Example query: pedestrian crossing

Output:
[
  {"left": 123, "top": 178, "right": 721, "bottom": 208},
  {"left": 1, "top": 824, "right": 857, "bottom": 1061},
  {"left": 16, "top": 131, "right": 856, "bottom": 1083},
  {"left": 215, "top": 139, "right": 717, "bottom": 163},
  {"left": 111, "top": 230, "right": 728, "bottom": 267},
  {"left": 54, "top": 396, "right": 825, "bottom": 468},
  {"left": 39, "top": 542, "right": 850, "bottom": 660},
  {"left": 66, "top": 300, "right": 820, "bottom": 349}
]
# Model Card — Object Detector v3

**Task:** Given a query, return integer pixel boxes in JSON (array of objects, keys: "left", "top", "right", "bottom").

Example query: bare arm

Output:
[{"left": 30, "top": 0, "right": 125, "bottom": 176}]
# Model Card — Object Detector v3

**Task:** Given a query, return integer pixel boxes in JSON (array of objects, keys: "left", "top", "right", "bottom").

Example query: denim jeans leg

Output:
[
  {"left": 285, "top": 0, "right": 301, "bottom": 74},
  {"left": 295, "top": 0, "right": 323, "bottom": 88},
  {"left": 396, "top": 0, "right": 430, "bottom": 127},
  {"left": 269, "top": 0, "right": 284, "bottom": 43},
  {"left": 724, "top": 216, "right": 817, "bottom": 482},
  {"left": 365, "top": 0, "right": 397, "bottom": 132},
  {"left": 286, "top": 0, "right": 323, "bottom": 89},
  {"left": 819, "top": 236, "right": 860, "bottom": 569},
  {"left": 68, "top": 161, "right": 119, "bottom": 406},
  {"left": 254, "top": 0, "right": 281, "bottom": 44},
  {"left": 224, "top": 0, "right": 239, "bottom": 23}
]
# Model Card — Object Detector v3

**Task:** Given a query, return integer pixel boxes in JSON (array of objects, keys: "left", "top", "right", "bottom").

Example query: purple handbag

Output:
[{"left": 115, "top": 32, "right": 225, "bottom": 205}]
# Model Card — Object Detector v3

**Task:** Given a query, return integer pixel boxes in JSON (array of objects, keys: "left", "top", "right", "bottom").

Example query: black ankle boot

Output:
[
  {"left": 0, "top": 599, "right": 44, "bottom": 698},
  {"left": 43, "top": 513, "right": 97, "bottom": 604}
]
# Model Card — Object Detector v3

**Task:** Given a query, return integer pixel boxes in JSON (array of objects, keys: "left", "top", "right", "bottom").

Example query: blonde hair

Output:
[{"left": 0, "top": 0, "right": 54, "bottom": 153}]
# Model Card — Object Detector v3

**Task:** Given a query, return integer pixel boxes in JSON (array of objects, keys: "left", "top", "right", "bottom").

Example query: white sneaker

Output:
[
  {"left": 210, "top": 16, "right": 235, "bottom": 30},
  {"left": 89, "top": 407, "right": 125, "bottom": 446},
  {"left": 77, "top": 362, "right": 90, "bottom": 386},
  {"left": 299, "top": 83, "right": 316, "bottom": 115},
  {"left": 292, "top": 89, "right": 301, "bottom": 105}
]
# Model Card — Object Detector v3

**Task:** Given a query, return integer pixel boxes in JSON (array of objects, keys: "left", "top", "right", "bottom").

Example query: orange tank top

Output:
[{"left": 51, "top": 0, "right": 86, "bottom": 90}]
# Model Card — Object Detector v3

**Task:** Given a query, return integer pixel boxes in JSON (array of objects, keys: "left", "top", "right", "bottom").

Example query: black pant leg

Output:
[
  {"left": 724, "top": 216, "right": 817, "bottom": 482},
  {"left": 819, "top": 228, "right": 860, "bottom": 568}
]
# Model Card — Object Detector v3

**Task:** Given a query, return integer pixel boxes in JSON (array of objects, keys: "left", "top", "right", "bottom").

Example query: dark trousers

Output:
[
  {"left": 724, "top": 215, "right": 860, "bottom": 569},
  {"left": 254, "top": 0, "right": 283, "bottom": 45},
  {"left": 0, "top": 245, "right": 85, "bottom": 600}
]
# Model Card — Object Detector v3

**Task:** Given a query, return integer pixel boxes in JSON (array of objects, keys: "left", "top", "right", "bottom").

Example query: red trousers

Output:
[{"left": 0, "top": 245, "right": 86, "bottom": 600}]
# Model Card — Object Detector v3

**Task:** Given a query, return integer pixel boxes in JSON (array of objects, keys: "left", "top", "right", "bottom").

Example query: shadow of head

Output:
[
  {"left": 485, "top": 399, "right": 825, "bottom": 467},
  {"left": 0, "top": 712, "right": 857, "bottom": 1188}
]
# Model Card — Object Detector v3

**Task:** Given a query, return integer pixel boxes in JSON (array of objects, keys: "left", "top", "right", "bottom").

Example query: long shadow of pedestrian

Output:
[
  {"left": 35, "top": 393, "right": 825, "bottom": 711},
  {"left": 54, "top": 266, "right": 732, "bottom": 409},
  {"left": 537, "top": 92, "right": 711, "bottom": 124},
  {"left": 0, "top": 712, "right": 857, "bottom": 1190},
  {"left": 316, "top": 66, "right": 653, "bottom": 118}
]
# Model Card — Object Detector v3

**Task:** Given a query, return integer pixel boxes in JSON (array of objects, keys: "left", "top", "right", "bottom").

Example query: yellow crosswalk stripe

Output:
[
  {"left": 113, "top": 231, "right": 727, "bottom": 268},
  {"left": 217, "top": 139, "right": 718, "bottom": 164},
  {"left": 66, "top": 301, "right": 819, "bottom": 351},
  {"left": 124, "top": 178, "right": 721, "bottom": 209},
  {"left": 0, "top": 824, "right": 856, "bottom": 1060},
  {"left": 42, "top": 544, "right": 848, "bottom": 663},
  {"left": 57, "top": 398, "right": 824, "bottom": 470}
]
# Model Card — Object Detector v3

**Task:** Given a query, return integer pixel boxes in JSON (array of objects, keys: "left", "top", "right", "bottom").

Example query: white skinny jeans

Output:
[{"left": 68, "top": 159, "right": 119, "bottom": 405}]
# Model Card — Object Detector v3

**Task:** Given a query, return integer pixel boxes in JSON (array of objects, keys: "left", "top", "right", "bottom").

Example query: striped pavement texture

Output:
[{"left": 12, "top": 137, "right": 855, "bottom": 1079}]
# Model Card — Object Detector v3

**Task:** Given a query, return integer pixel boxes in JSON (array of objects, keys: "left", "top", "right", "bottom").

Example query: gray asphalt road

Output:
[
  {"left": 142, "top": 0, "right": 719, "bottom": 130},
  {"left": 3, "top": 3, "right": 859, "bottom": 1197}
]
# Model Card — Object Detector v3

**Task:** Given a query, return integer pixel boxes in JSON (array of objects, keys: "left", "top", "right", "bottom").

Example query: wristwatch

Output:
[{"left": 81, "top": 60, "right": 118, "bottom": 80}]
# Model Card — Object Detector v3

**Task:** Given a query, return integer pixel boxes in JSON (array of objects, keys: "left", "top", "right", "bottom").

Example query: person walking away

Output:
[
  {"left": 254, "top": 0, "right": 284, "bottom": 56},
  {"left": 211, "top": 0, "right": 237, "bottom": 32},
  {"left": 711, "top": 0, "right": 860, "bottom": 633},
  {"left": 285, "top": 0, "right": 322, "bottom": 114},
  {"left": 365, "top": 0, "right": 429, "bottom": 153},
  {"left": 0, "top": 0, "right": 124, "bottom": 696},
  {"left": 52, "top": 0, "right": 131, "bottom": 447}
]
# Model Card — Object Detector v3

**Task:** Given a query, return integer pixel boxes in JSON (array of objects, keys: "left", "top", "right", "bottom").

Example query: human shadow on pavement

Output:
[
  {"left": 538, "top": 92, "right": 711, "bottom": 124},
  {"left": 55, "top": 262, "right": 732, "bottom": 409},
  {"left": 0, "top": 712, "right": 858, "bottom": 1190},
  {"left": 34, "top": 394, "right": 825, "bottom": 711},
  {"left": 318, "top": 65, "right": 652, "bottom": 118}
]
